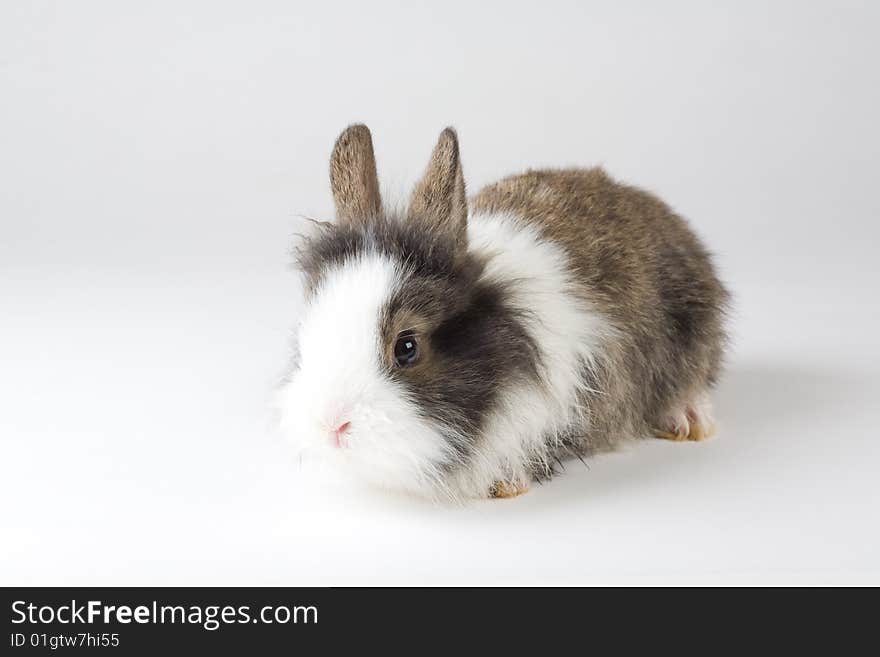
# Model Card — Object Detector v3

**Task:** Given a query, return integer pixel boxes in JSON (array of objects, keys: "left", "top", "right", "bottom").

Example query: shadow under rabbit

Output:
[{"left": 487, "top": 360, "right": 878, "bottom": 513}]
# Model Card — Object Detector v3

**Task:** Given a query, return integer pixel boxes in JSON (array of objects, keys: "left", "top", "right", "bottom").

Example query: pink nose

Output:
[{"left": 331, "top": 421, "right": 351, "bottom": 448}]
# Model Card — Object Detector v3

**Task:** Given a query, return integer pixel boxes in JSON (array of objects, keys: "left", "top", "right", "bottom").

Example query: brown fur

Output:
[{"left": 472, "top": 168, "right": 730, "bottom": 458}]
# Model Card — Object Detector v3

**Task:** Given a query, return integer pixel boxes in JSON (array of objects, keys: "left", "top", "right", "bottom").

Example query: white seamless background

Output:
[{"left": 2, "top": 0, "right": 878, "bottom": 585}]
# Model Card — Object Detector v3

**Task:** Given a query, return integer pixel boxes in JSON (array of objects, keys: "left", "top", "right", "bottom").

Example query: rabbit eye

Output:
[{"left": 393, "top": 332, "right": 420, "bottom": 368}]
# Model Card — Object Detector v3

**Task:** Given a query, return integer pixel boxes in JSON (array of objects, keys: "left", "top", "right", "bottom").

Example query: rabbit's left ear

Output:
[
  {"left": 408, "top": 128, "right": 468, "bottom": 252},
  {"left": 329, "top": 124, "right": 383, "bottom": 225}
]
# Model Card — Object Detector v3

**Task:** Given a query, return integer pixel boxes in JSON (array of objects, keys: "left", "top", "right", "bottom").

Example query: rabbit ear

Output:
[
  {"left": 329, "top": 124, "right": 383, "bottom": 224},
  {"left": 408, "top": 128, "right": 468, "bottom": 251}
]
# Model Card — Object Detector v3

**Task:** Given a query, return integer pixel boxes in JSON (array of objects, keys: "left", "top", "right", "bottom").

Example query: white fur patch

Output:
[
  {"left": 276, "top": 253, "right": 456, "bottom": 496},
  {"left": 448, "top": 212, "right": 612, "bottom": 498}
]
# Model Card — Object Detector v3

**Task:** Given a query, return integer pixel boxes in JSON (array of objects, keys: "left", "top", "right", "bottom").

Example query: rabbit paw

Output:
[
  {"left": 489, "top": 481, "right": 530, "bottom": 499},
  {"left": 654, "top": 394, "right": 715, "bottom": 442}
]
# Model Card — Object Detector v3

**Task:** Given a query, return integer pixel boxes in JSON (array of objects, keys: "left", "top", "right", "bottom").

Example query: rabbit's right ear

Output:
[
  {"left": 408, "top": 128, "right": 468, "bottom": 253},
  {"left": 329, "top": 124, "right": 383, "bottom": 225}
]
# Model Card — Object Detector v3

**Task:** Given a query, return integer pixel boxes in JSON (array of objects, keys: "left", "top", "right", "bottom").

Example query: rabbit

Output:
[{"left": 277, "top": 124, "right": 730, "bottom": 501}]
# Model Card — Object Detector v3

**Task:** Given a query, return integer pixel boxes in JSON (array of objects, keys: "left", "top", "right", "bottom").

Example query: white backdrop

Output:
[{"left": 2, "top": 1, "right": 878, "bottom": 584}]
